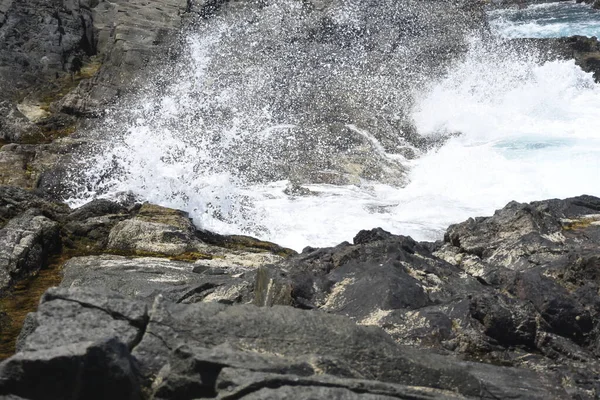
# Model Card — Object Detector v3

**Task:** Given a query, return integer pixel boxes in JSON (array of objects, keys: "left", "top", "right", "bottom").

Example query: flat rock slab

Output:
[{"left": 61, "top": 255, "right": 256, "bottom": 304}]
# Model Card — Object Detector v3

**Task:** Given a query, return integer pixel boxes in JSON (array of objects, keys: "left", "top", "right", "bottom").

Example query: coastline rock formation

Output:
[
  {"left": 1, "top": 0, "right": 600, "bottom": 399},
  {"left": 1, "top": 189, "right": 600, "bottom": 398}
]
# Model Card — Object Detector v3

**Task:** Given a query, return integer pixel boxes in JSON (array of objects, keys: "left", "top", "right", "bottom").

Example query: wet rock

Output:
[
  {"left": 0, "top": 337, "right": 141, "bottom": 400},
  {"left": 0, "top": 138, "right": 90, "bottom": 192},
  {"left": 58, "top": 0, "right": 189, "bottom": 116},
  {"left": 0, "top": 186, "right": 68, "bottom": 226},
  {"left": 508, "top": 36, "right": 600, "bottom": 82}
]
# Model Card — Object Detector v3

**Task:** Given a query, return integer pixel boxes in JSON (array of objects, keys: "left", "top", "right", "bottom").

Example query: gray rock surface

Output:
[
  {"left": 2, "top": 195, "right": 600, "bottom": 398},
  {"left": 13, "top": 287, "right": 570, "bottom": 400},
  {"left": 60, "top": 255, "right": 255, "bottom": 304},
  {"left": 17, "top": 287, "right": 148, "bottom": 353},
  {"left": 0, "top": 337, "right": 141, "bottom": 400},
  {"left": 0, "top": 210, "right": 60, "bottom": 293}
]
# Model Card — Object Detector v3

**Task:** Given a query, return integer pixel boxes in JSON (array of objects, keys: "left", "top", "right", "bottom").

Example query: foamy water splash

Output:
[
  {"left": 68, "top": 35, "right": 600, "bottom": 251},
  {"left": 488, "top": 1, "right": 600, "bottom": 38}
]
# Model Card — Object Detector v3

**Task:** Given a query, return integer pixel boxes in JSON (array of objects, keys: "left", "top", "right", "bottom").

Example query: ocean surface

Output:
[
  {"left": 68, "top": 1, "right": 600, "bottom": 251},
  {"left": 488, "top": 1, "right": 600, "bottom": 38}
]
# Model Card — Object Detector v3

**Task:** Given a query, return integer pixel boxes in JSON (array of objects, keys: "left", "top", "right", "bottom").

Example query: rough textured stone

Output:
[
  {"left": 17, "top": 287, "right": 147, "bottom": 353},
  {"left": 0, "top": 210, "right": 60, "bottom": 293},
  {"left": 8, "top": 287, "right": 570, "bottom": 399},
  {"left": 107, "top": 205, "right": 201, "bottom": 256},
  {"left": 0, "top": 338, "right": 141, "bottom": 400},
  {"left": 61, "top": 255, "right": 255, "bottom": 304},
  {"left": 0, "top": 139, "right": 89, "bottom": 190},
  {"left": 7, "top": 196, "right": 600, "bottom": 398},
  {"left": 0, "top": 185, "right": 68, "bottom": 226}
]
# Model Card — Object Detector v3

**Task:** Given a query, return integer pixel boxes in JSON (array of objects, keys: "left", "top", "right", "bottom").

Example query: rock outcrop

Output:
[
  {"left": 0, "top": 0, "right": 189, "bottom": 189},
  {"left": 507, "top": 35, "right": 600, "bottom": 82},
  {"left": 0, "top": 191, "right": 599, "bottom": 398},
  {"left": 2, "top": 0, "right": 600, "bottom": 399}
]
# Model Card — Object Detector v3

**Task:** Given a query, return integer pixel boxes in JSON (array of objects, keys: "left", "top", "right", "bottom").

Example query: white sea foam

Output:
[{"left": 67, "top": 17, "right": 600, "bottom": 251}]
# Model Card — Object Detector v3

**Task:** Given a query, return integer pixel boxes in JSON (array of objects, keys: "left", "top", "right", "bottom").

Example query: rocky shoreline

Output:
[
  {"left": 1, "top": 187, "right": 600, "bottom": 399},
  {"left": 1, "top": 0, "right": 600, "bottom": 399}
]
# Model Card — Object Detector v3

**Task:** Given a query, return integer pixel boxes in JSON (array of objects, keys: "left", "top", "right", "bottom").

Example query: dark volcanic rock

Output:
[
  {"left": 60, "top": 255, "right": 255, "bottom": 304},
  {"left": 15, "top": 287, "right": 570, "bottom": 399},
  {"left": 6, "top": 196, "right": 600, "bottom": 398},
  {"left": 0, "top": 337, "right": 141, "bottom": 400},
  {"left": 0, "top": 186, "right": 68, "bottom": 226}
]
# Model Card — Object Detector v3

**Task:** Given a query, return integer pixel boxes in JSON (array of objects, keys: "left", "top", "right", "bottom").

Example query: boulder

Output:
[{"left": 0, "top": 338, "right": 141, "bottom": 400}]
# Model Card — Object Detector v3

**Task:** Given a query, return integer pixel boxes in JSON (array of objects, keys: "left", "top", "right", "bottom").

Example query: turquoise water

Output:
[{"left": 488, "top": 1, "right": 600, "bottom": 38}]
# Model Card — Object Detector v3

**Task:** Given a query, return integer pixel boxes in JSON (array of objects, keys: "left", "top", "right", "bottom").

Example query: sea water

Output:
[
  {"left": 488, "top": 1, "right": 600, "bottom": 38},
  {"left": 68, "top": 3, "right": 600, "bottom": 251}
]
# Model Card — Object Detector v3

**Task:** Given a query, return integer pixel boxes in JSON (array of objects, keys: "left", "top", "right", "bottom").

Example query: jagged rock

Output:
[
  {"left": 16, "top": 287, "right": 147, "bottom": 353},
  {"left": 8, "top": 196, "right": 600, "bottom": 398},
  {"left": 0, "top": 139, "right": 89, "bottom": 191},
  {"left": 62, "top": 199, "right": 131, "bottom": 251},
  {"left": 507, "top": 36, "right": 600, "bottom": 83},
  {"left": 0, "top": 210, "right": 60, "bottom": 293},
  {"left": 0, "top": 103, "right": 40, "bottom": 143},
  {"left": 58, "top": 0, "right": 189, "bottom": 116},
  {"left": 0, "top": 186, "right": 68, "bottom": 227},
  {"left": 275, "top": 229, "right": 481, "bottom": 319},
  {"left": 0, "top": 337, "right": 141, "bottom": 400},
  {"left": 14, "top": 287, "right": 570, "bottom": 399}
]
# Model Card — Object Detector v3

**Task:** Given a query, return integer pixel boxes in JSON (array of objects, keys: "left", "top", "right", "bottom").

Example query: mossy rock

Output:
[
  {"left": 135, "top": 203, "right": 194, "bottom": 231},
  {"left": 562, "top": 217, "right": 600, "bottom": 231}
]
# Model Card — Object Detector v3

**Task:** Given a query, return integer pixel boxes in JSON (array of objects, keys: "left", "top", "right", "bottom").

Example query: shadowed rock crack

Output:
[{"left": 43, "top": 293, "right": 149, "bottom": 350}]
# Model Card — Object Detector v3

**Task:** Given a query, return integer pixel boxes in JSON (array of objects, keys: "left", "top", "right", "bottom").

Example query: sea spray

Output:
[{"left": 66, "top": 3, "right": 600, "bottom": 251}]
